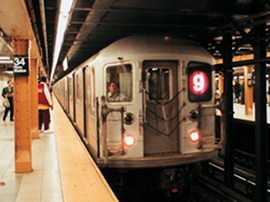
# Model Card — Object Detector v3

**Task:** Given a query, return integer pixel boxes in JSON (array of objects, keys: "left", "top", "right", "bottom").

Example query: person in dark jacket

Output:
[
  {"left": 2, "top": 80, "right": 13, "bottom": 121},
  {"left": 234, "top": 80, "right": 241, "bottom": 103}
]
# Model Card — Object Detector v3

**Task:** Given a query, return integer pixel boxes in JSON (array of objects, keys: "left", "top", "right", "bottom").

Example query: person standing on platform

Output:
[
  {"left": 38, "top": 76, "right": 53, "bottom": 132},
  {"left": 2, "top": 80, "right": 14, "bottom": 121},
  {"left": 234, "top": 80, "right": 241, "bottom": 103},
  {"left": 267, "top": 80, "right": 270, "bottom": 106}
]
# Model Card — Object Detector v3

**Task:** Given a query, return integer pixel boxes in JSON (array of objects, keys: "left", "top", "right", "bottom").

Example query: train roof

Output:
[
  {"left": 95, "top": 35, "right": 213, "bottom": 62},
  {"left": 67, "top": 35, "right": 214, "bottom": 78}
]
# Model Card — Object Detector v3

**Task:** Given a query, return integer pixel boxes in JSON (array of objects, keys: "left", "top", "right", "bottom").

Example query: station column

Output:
[
  {"left": 254, "top": 23, "right": 268, "bottom": 202},
  {"left": 244, "top": 66, "right": 253, "bottom": 115},
  {"left": 222, "top": 34, "right": 234, "bottom": 188},
  {"left": 12, "top": 38, "right": 32, "bottom": 173},
  {"left": 30, "top": 58, "right": 39, "bottom": 139},
  {"left": 218, "top": 73, "right": 224, "bottom": 96}
]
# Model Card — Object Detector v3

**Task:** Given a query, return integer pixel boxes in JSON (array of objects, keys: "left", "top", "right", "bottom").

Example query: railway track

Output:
[
  {"left": 192, "top": 173, "right": 252, "bottom": 202},
  {"left": 102, "top": 158, "right": 267, "bottom": 202},
  {"left": 234, "top": 149, "right": 270, "bottom": 174},
  {"left": 200, "top": 158, "right": 270, "bottom": 201}
]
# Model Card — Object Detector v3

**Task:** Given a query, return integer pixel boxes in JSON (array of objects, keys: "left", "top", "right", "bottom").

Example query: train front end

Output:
[{"left": 96, "top": 36, "right": 220, "bottom": 169}]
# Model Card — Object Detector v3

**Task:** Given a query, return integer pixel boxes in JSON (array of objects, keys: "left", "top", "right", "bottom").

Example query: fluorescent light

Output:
[
  {"left": 50, "top": 0, "right": 74, "bottom": 81},
  {"left": 0, "top": 60, "right": 13, "bottom": 64},
  {"left": 63, "top": 57, "right": 68, "bottom": 71},
  {"left": 239, "top": 75, "right": 244, "bottom": 79},
  {"left": 0, "top": 56, "right": 10, "bottom": 60},
  {"left": 60, "top": 0, "right": 73, "bottom": 16},
  {"left": 5, "top": 71, "right": 14, "bottom": 74}
]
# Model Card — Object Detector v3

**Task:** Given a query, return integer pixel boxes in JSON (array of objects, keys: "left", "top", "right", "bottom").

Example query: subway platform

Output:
[
  {"left": 0, "top": 97, "right": 118, "bottom": 202},
  {"left": 232, "top": 102, "right": 270, "bottom": 123}
]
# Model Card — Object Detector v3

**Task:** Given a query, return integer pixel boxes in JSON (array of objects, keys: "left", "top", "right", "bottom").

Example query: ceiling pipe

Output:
[
  {"left": 26, "top": 0, "right": 43, "bottom": 57},
  {"left": 39, "top": 0, "right": 49, "bottom": 73}
]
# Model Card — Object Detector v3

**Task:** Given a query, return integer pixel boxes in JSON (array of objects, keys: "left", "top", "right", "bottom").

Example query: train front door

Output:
[{"left": 143, "top": 61, "right": 179, "bottom": 156}]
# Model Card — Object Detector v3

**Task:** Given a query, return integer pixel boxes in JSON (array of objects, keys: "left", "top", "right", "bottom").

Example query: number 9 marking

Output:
[{"left": 189, "top": 71, "right": 209, "bottom": 95}]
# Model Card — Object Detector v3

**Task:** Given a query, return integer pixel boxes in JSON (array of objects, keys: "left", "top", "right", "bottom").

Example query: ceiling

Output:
[{"left": 2, "top": 0, "right": 270, "bottom": 80}]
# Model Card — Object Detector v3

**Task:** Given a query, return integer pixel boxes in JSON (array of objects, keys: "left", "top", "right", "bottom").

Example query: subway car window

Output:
[
  {"left": 147, "top": 67, "right": 170, "bottom": 100},
  {"left": 91, "top": 68, "right": 96, "bottom": 109},
  {"left": 76, "top": 74, "right": 80, "bottom": 98},
  {"left": 86, "top": 67, "right": 92, "bottom": 110},
  {"left": 106, "top": 64, "right": 133, "bottom": 102}
]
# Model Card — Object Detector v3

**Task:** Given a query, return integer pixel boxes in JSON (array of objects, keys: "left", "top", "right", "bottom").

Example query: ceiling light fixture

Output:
[
  {"left": 0, "top": 56, "right": 10, "bottom": 60},
  {"left": 0, "top": 60, "right": 13, "bottom": 64},
  {"left": 62, "top": 57, "right": 68, "bottom": 71},
  {"left": 50, "top": 0, "right": 74, "bottom": 82}
]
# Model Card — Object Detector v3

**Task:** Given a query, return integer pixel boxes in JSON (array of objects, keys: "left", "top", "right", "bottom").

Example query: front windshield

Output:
[{"left": 106, "top": 64, "right": 133, "bottom": 102}]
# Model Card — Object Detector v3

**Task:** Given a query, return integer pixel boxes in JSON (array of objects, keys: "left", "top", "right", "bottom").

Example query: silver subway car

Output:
[{"left": 54, "top": 35, "right": 220, "bottom": 169}]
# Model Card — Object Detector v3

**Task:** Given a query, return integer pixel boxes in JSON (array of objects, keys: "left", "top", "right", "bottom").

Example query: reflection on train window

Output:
[
  {"left": 91, "top": 68, "right": 96, "bottom": 108},
  {"left": 106, "top": 64, "right": 133, "bottom": 102},
  {"left": 76, "top": 73, "right": 81, "bottom": 99},
  {"left": 147, "top": 67, "right": 170, "bottom": 100}
]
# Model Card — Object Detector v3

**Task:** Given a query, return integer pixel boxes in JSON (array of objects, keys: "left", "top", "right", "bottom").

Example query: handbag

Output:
[{"left": 3, "top": 98, "right": 10, "bottom": 108}]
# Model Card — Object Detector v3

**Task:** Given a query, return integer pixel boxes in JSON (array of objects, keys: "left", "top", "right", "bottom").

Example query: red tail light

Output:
[{"left": 172, "top": 188, "right": 178, "bottom": 193}]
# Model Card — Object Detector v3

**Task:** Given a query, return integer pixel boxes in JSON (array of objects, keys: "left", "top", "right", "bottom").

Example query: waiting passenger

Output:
[
  {"left": 2, "top": 80, "right": 14, "bottom": 121},
  {"left": 107, "top": 81, "right": 125, "bottom": 101},
  {"left": 234, "top": 80, "right": 241, "bottom": 103},
  {"left": 38, "top": 76, "right": 53, "bottom": 133}
]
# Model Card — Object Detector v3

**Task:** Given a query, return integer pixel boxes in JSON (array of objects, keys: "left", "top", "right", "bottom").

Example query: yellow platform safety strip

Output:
[{"left": 53, "top": 96, "right": 119, "bottom": 202}]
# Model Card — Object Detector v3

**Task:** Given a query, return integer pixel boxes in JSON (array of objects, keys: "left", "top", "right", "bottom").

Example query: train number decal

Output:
[
  {"left": 188, "top": 62, "right": 212, "bottom": 102},
  {"left": 189, "top": 71, "right": 209, "bottom": 95}
]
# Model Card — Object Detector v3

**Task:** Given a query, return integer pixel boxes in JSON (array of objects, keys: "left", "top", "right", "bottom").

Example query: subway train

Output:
[{"left": 53, "top": 35, "right": 221, "bottom": 195}]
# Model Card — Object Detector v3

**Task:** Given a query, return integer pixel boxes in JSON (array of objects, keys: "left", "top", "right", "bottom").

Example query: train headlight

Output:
[
  {"left": 189, "top": 131, "right": 200, "bottom": 142},
  {"left": 124, "top": 134, "right": 135, "bottom": 147}
]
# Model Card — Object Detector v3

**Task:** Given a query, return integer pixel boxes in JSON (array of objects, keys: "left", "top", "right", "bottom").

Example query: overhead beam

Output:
[
  {"left": 72, "top": 7, "right": 263, "bottom": 17},
  {"left": 70, "top": 21, "right": 214, "bottom": 28},
  {"left": 211, "top": 11, "right": 270, "bottom": 37},
  {"left": 230, "top": 18, "right": 255, "bottom": 47},
  {"left": 215, "top": 57, "right": 270, "bottom": 70}
]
